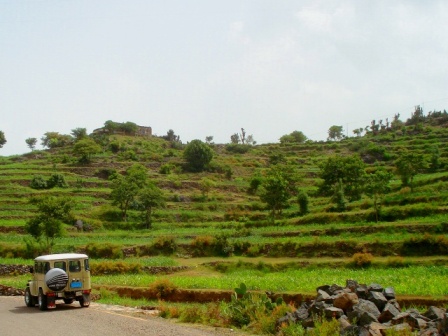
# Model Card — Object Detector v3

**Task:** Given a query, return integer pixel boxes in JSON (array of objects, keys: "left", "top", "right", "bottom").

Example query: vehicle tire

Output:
[
  {"left": 25, "top": 287, "right": 35, "bottom": 307},
  {"left": 79, "top": 295, "right": 90, "bottom": 308},
  {"left": 63, "top": 298, "right": 74, "bottom": 304},
  {"left": 38, "top": 289, "right": 47, "bottom": 311}
]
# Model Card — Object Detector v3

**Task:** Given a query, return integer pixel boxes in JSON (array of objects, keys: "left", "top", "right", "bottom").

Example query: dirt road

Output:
[{"left": 0, "top": 296, "right": 238, "bottom": 336}]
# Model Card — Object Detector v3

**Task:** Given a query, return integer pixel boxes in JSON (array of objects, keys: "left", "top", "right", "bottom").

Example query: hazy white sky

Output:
[{"left": 1, "top": 0, "right": 448, "bottom": 156}]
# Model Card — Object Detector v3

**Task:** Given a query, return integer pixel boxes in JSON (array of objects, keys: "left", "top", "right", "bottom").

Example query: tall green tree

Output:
[
  {"left": 327, "top": 125, "right": 344, "bottom": 141},
  {"left": 318, "top": 155, "right": 366, "bottom": 202},
  {"left": 25, "top": 137, "right": 37, "bottom": 151},
  {"left": 364, "top": 168, "right": 393, "bottom": 222},
  {"left": 260, "top": 167, "right": 294, "bottom": 223},
  {"left": 73, "top": 138, "right": 102, "bottom": 163},
  {"left": 279, "top": 130, "right": 307, "bottom": 144},
  {"left": 0, "top": 130, "right": 6, "bottom": 148},
  {"left": 110, "top": 164, "right": 148, "bottom": 220},
  {"left": 41, "top": 132, "right": 73, "bottom": 148},
  {"left": 71, "top": 127, "right": 88, "bottom": 141},
  {"left": 25, "top": 196, "right": 74, "bottom": 254},
  {"left": 395, "top": 151, "right": 426, "bottom": 191},
  {"left": 183, "top": 140, "right": 213, "bottom": 172},
  {"left": 136, "top": 183, "right": 165, "bottom": 229}
]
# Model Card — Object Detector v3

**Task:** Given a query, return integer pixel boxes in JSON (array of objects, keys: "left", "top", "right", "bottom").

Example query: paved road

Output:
[{"left": 0, "top": 296, "right": 237, "bottom": 336}]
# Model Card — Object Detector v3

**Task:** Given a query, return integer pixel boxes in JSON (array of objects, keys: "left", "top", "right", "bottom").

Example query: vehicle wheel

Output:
[
  {"left": 63, "top": 298, "right": 74, "bottom": 304},
  {"left": 25, "top": 287, "right": 35, "bottom": 307},
  {"left": 38, "top": 289, "right": 47, "bottom": 311},
  {"left": 79, "top": 295, "right": 90, "bottom": 308}
]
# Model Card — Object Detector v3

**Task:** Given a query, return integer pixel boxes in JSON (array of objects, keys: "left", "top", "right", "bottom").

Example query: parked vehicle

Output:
[{"left": 24, "top": 253, "right": 91, "bottom": 311}]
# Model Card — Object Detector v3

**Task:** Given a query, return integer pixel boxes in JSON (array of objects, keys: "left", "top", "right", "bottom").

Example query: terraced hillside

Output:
[{"left": 0, "top": 120, "right": 447, "bottom": 260}]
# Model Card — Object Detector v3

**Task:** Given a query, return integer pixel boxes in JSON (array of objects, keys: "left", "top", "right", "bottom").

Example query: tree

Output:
[
  {"left": 25, "top": 196, "right": 74, "bottom": 254},
  {"left": 122, "top": 121, "right": 138, "bottom": 135},
  {"left": 297, "top": 190, "right": 309, "bottom": 215},
  {"left": 260, "top": 167, "right": 295, "bottom": 222},
  {"left": 73, "top": 138, "right": 102, "bottom": 163},
  {"left": 205, "top": 136, "right": 214, "bottom": 145},
  {"left": 183, "top": 140, "right": 213, "bottom": 172},
  {"left": 353, "top": 128, "right": 363, "bottom": 137},
  {"left": 163, "top": 129, "right": 181, "bottom": 143},
  {"left": 230, "top": 133, "right": 240, "bottom": 144},
  {"left": 136, "top": 183, "right": 165, "bottom": 229},
  {"left": 110, "top": 164, "right": 148, "bottom": 220},
  {"left": 104, "top": 120, "right": 119, "bottom": 133},
  {"left": 318, "top": 155, "right": 366, "bottom": 202},
  {"left": 25, "top": 137, "right": 37, "bottom": 151},
  {"left": 41, "top": 132, "right": 73, "bottom": 148},
  {"left": 279, "top": 131, "right": 307, "bottom": 144},
  {"left": 71, "top": 128, "right": 88, "bottom": 141},
  {"left": 0, "top": 130, "right": 6, "bottom": 148},
  {"left": 395, "top": 151, "right": 426, "bottom": 191},
  {"left": 364, "top": 168, "right": 393, "bottom": 222},
  {"left": 327, "top": 125, "right": 344, "bottom": 141}
]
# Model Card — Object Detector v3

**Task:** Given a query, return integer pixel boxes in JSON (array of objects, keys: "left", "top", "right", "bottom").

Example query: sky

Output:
[{"left": 1, "top": 0, "right": 448, "bottom": 156}]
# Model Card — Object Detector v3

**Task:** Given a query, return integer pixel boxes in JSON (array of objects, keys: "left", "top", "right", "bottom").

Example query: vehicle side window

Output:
[
  {"left": 35, "top": 263, "right": 40, "bottom": 274},
  {"left": 69, "top": 260, "right": 81, "bottom": 272},
  {"left": 54, "top": 261, "right": 66, "bottom": 271},
  {"left": 84, "top": 259, "right": 90, "bottom": 271}
]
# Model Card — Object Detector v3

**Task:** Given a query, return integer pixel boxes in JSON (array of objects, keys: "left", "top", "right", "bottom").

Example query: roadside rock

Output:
[{"left": 277, "top": 280, "right": 448, "bottom": 335}]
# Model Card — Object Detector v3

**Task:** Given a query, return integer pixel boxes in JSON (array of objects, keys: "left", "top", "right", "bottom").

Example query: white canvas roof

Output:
[{"left": 34, "top": 253, "right": 88, "bottom": 262}]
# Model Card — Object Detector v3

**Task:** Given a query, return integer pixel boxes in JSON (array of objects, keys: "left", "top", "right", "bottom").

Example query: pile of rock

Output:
[
  {"left": 0, "top": 264, "right": 31, "bottom": 276},
  {"left": 0, "top": 284, "right": 24, "bottom": 296},
  {"left": 277, "top": 280, "right": 447, "bottom": 335}
]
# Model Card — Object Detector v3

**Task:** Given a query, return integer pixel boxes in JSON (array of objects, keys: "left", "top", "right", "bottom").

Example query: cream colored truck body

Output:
[{"left": 24, "top": 253, "right": 91, "bottom": 310}]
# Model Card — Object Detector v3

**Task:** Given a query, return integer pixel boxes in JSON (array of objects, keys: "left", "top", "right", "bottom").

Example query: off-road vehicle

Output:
[{"left": 24, "top": 253, "right": 91, "bottom": 310}]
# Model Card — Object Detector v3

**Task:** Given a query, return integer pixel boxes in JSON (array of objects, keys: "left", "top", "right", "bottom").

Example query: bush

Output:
[
  {"left": 351, "top": 252, "right": 374, "bottom": 268},
  {"left": 159, "top": 164, "right": 174, "bottom": 174},
  {"left": 191, "top": 235, "right": 215, "bottom": 257},
  {"left": 30, "top": 175, "right": 47, "bottom": 189},
  {"left": 402, "top": 234, "right": 448, "bottom": 256},
  {"left": 90, "top": 260, "right": 141, "bottom": 275},
  {"left": 213, "top": 235, "right": 234, "bottom": 257},
  {"left": 46, "top": 173, "right": 68, "bottom": 188},
  {"left": 152, "top": 236, "right": 177, "bottom": 255},
  {"left": 225, "top": 143, "right": 251, "bottom": 154},
  {"left": 148, "top": 278, "right": 177, "bottom": 299},
  {"left": 85, "top": 242, "right": 124, "bottom": 259}
]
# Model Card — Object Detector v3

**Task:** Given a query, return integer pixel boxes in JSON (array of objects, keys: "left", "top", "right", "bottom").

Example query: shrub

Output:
[
  {"left": 246, "top": 245, "right": 261, "bottom": 257},
  {"left": 90, "top": 260, "right": 141, "bottom": 275},
  {"left": 148, "top": 278, "right": 177, "bottom": 299},
  {"left": 30, "top": 175, "right": 47, "bottom": 189},
  {"left": 152, "top": 236, "right": 177, "bottom": 255},
  {"left": 46, "top": 173, "right": 68, "bottom": 188},
  {"left": 248, "top": 176, "right": 263, "bottom": 194},
  {"left": 179, "top": 304, "right": 205, "bottom": 323},
  {"left": 95, "top": 168, "right": 117, "bottom": 180},
  {"left": 351, "top": 252, "right": 374, "bottom": 268},
  {"left": 223, "top": 283, "right": 285, "bottom": 331},
  {"left": 159, "top": 164, "right": 173, "bottom": 174},
  {"left": 85, "top": 242, "right": 124, "bottom": 259},
  {"left": 225, "top": 143, "right": 251, "bottom": 154},
  {"left": 402, "top": 234, "right": 448, "bottom": 256},
  {"left": 191, "top": 235, "right": 215, "bottom": 257},
  {"left": 297, "top": 191, "right": 309, "bottom": 215},
  {"left": 213, "top": 235, "right": 234, "bottom": 257}
]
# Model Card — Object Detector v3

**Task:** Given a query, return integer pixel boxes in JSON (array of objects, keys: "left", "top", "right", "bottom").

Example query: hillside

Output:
[{"left": 1, "top": 114, "right": 447, "bottom": 261}]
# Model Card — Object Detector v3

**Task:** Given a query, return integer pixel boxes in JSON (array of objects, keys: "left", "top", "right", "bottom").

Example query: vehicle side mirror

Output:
[{"left": 29, "top": 266, "right": 34, "bottom": 274}]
